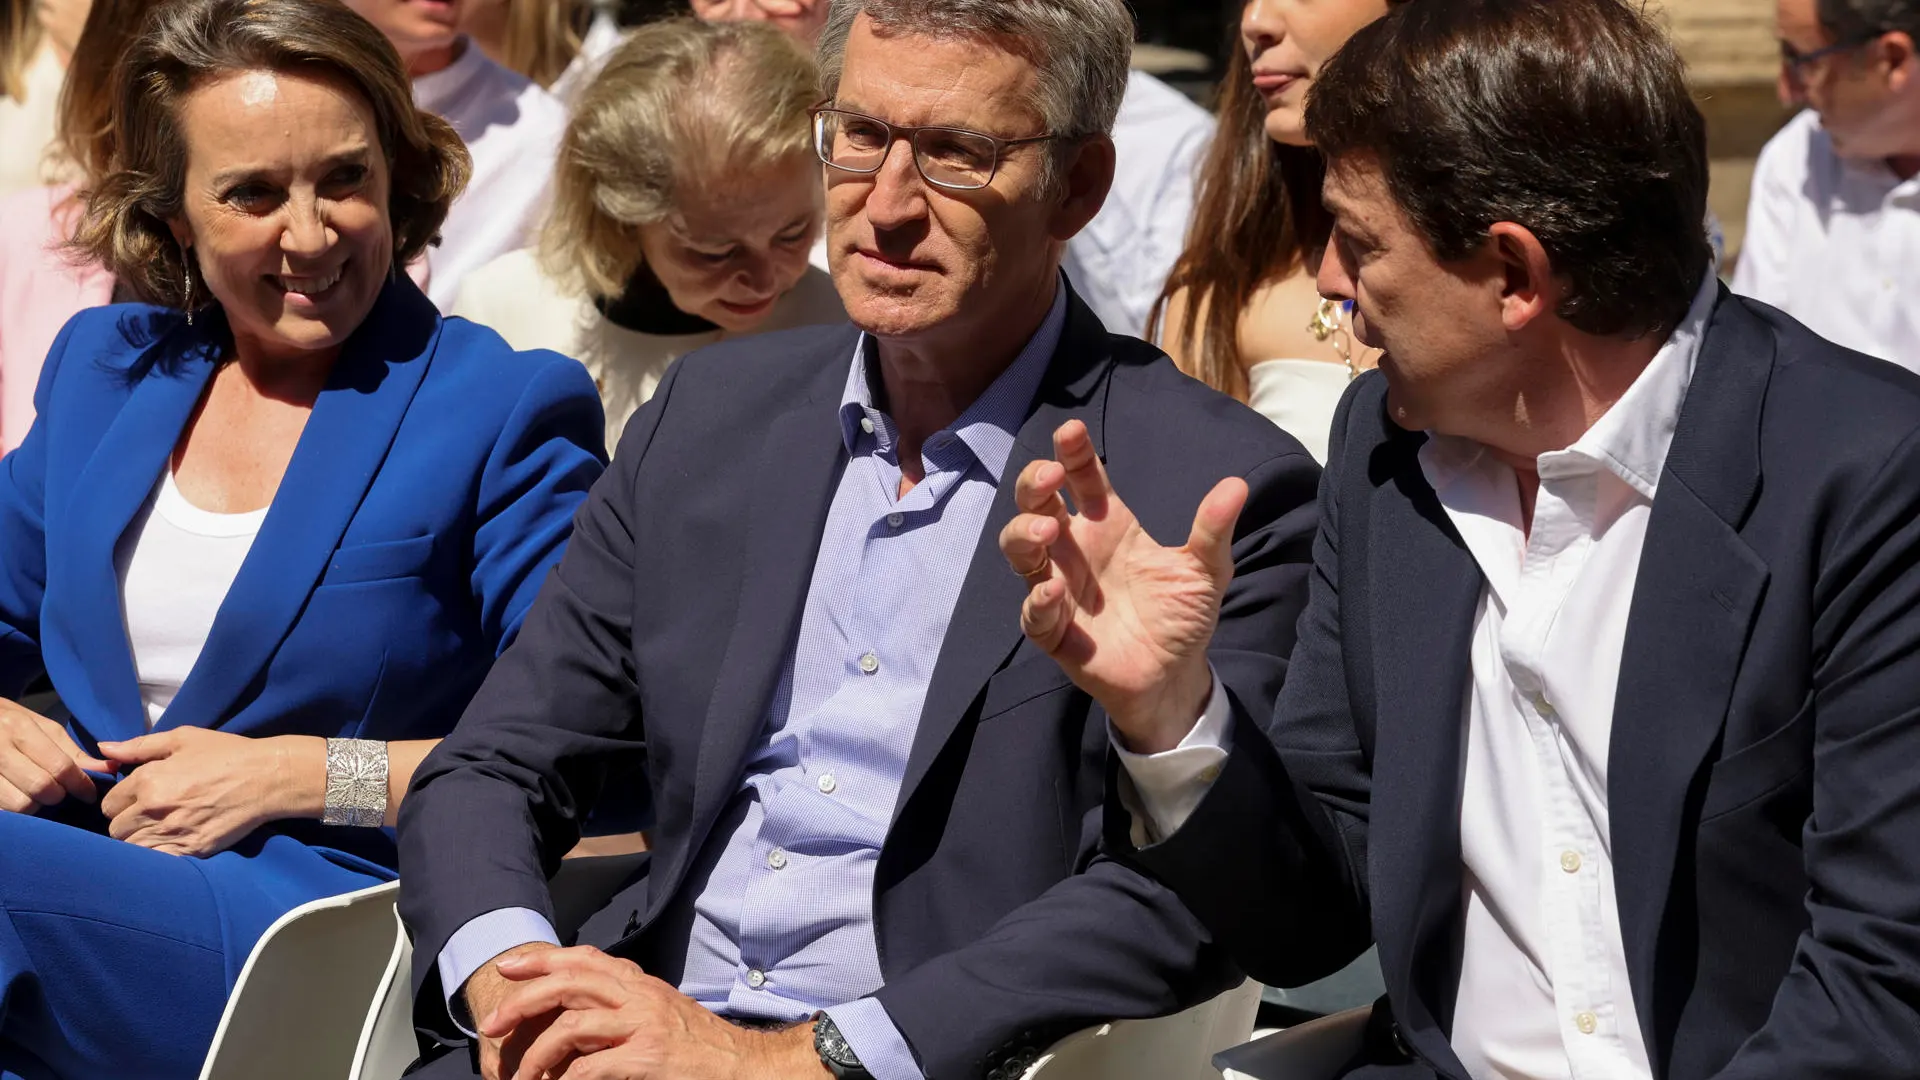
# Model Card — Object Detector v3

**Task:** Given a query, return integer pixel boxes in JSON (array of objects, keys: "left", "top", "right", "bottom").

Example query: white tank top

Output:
[
  {"left": 1245, "top": 358, "right": 1355, "bottom": 466},
  {"left": 116, "top": 472, "right": 268, "bottom": 728}
]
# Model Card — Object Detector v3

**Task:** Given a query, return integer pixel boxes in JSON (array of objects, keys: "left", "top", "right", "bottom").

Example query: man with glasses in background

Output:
[
  {"left": 1733, "top": 0, "right": 1919, "bottom": 369},
  {"left": 396, "top": 2, "right": 1321, "bottom": 1079}
]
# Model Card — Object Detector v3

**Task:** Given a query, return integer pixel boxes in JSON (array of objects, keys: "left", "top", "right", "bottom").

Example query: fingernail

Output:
[{"left": 1030, "top": 521, "right": 1046, "bottom": 539}]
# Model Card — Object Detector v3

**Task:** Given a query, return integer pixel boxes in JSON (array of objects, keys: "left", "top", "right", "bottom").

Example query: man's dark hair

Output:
[
  {"left": 1818, "top": 0, "right": 1920, "bottom": 43},
  {"left": 1306, "top": 0, "right": 1711, "bottom": 340}
]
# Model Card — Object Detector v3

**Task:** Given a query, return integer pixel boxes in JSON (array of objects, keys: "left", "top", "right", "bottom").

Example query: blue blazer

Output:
[{"left": 0, "top": 277, "right": 606, "bottom": 873}]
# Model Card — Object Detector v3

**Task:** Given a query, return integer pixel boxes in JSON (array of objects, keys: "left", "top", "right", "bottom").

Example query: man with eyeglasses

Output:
[
  {"left": 1732, "top": 0, "right": 1919, "bottom": 369},
  {"left": 396, "top": 2, "right": 1320, "bottom": 1079}
]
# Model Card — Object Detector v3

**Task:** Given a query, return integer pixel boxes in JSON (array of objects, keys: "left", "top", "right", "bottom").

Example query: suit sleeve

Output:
[
  {"left": 1713, "top": 425, "right": 1920, "bottom": 1077},
  {"left": 399, "top": 360, "right": 677, "bottom": 1042},
  {"left": 0, "top": 316, "right": 77, "bottom": 697},
  {"left": 469, "top": 353, "right": 608, "bottom": 653},
  {"left": 869, "top": 448, "right": 1321, "bottom": 1080},
  {"left": 1110, "top": 381, "right": 1377, "bottom": 990}
]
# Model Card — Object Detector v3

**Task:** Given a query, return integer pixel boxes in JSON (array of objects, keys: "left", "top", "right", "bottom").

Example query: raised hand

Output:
[
  {"left": 0, "top": 698, "right": 109, "bottom": 814},
  {"left": 999, "top": 420, "right": 1247, "bottom": 754}
]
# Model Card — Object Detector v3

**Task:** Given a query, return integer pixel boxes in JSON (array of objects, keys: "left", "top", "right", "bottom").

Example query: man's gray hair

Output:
[
  {"left": 1818, "top": 0, "right": 1920, "bottom": 40},
  {"left": 817, "top": 0, "right": 1134, "bottom": 145}
]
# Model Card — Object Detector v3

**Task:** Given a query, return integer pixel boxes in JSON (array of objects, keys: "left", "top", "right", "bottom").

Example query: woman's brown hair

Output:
[
  {"left": 71, "top": 0, "right": 472, "bottom": 309},
  {"left": 1148, "top": 34, "right": 1331, "bottom": 402},
  {"left": 1, "top": 0, "right": 38, "bottom": 103},
  {"left": 54, "top": 0, "right": 163, "bottom": 184}
]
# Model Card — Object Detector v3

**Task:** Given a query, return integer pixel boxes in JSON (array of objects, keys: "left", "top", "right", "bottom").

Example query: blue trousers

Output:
[{"left": 0, "top": 805, "right": 388, "bottom": 1079}]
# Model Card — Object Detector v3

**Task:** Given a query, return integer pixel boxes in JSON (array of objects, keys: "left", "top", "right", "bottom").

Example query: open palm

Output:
[{"left": 1000, "top": 421, "right": 1247, "bottom": 753}]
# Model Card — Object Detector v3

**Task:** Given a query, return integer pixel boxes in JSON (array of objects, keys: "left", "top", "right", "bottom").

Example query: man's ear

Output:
[
  {"left": 1048, "top": 133, "right": 1116, "bottom": 243},
  {"left": 1882, "top": 30, "right": 1916, "bottom": 92},
  {"left": 1487, "top": 220, "right": 1556, "bottom": 333}
]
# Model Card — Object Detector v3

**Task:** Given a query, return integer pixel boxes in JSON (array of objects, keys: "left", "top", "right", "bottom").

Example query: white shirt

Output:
[
  {"left": 452, "top": 248, "right": 845, "bottom": 452},
  {"left": 1731, "top": 108, "right": 1920, "bottom": 370},
  {"left": 550, "top": 11, "right": 625, "bottom": 106},
  {"left": 412, "top": 42, "right": 567, "bottom": 313},
  {"left": 1245, "top": 358, "right": 1354, "bottom": 465},
  {"left": 1120, "top": 272, "right": 1722, "bottom": 1080},
  {"left": 1062, "top": 71, "right": 1213, "bottom": 338},
  {"left": 116, "top": 472, "right": 268, "bottom": 728}
]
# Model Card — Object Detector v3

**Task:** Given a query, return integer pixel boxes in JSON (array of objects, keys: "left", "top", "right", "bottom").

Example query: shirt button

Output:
[
  {"left": 817, "top": 773, "right": 837, "bottom": 795},
  {"left": 1534, "top": 695, "right": 1556, "bottom": 718},
  {"left": 1198, "top": 764, "right": 1221, "bottom": 784},
  {"left": 858, "top": 652, "right": 879, "bottom": 675},
  {"left": 860, "top": 417, "right": 875, "bottom": 435},
  {"left": 1560, "top": 850, "right": 1583, "bottom": 874},
  {"left": 746, "top": 969, "right": 767, "bottom": 989},
  {"left": 1574, "top": 1011, "right": 1597, "bottom": 1035},
  {"left": 767, "top": 847, "right": 788, "bottom": 870},
  {"left": 886, "top": 512, "right": 904, "bottom": 528}
]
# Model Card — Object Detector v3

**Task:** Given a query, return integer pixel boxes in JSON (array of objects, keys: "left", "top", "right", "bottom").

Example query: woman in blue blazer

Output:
[{"left": 0, "top": 1, "right": 605, "bottom": 1076}]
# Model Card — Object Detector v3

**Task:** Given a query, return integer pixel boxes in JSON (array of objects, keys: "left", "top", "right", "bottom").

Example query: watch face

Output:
[{"left": 815, "top": 1017, "right": 861, "bottom": 1067}]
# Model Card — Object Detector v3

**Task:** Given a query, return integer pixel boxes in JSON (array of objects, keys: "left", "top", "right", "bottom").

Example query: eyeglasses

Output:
[
  {"left": 1779, "top": 30, "right": 1885, "bottom": 75},
  {"left": 810, "top": 106, "right": 1064, "bottom": 191}
]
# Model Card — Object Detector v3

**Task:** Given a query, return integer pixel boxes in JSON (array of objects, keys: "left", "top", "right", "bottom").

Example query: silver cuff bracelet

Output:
[{"left": 323, "top": 738, "right": 389, "bottom": 828}]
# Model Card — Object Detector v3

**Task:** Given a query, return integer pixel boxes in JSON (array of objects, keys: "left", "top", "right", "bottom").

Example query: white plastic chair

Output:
[
  {"left": 197, "top": 879, "right": 417, "bottom": 1080},
  {"left": 1020, "top": 978, "right": 1264, "bottom": 1080},
  {"left": 1214, "top": 1004, "right": 1374, "bottom": 1080}
]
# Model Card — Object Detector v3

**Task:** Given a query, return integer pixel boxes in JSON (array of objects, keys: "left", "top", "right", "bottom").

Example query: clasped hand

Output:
[
  {"left": 0, "top": 700, "right": 302, "bottom": 857},
  {"left": 997, "top": 420, "right": 1247, "bottom": 753},
  {"left": 470, "top": 945, "right": 821, "bottom": 1080}
]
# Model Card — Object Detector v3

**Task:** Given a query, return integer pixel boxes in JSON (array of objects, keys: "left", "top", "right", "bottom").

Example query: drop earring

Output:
[{"left": 182, "top": 254, "right": 195, "bottom": 327}]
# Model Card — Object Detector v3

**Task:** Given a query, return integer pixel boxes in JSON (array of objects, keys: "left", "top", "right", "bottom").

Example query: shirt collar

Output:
[
  {"left": 1420, "top": 269, "right": 1720, "bottom": 501},
  {"left": 838, "top": 278, "right": 1068, "bottom": 482}
]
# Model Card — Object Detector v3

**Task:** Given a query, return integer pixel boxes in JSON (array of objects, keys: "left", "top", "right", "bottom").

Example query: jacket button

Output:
[{"left": 1391, "top": 1022, "right": 1414, "bottom": 1059}]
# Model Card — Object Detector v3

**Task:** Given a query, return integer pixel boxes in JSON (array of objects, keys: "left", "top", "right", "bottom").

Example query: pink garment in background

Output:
[{"left": 0, "top": 184, "right": 115, "bottom": 453}]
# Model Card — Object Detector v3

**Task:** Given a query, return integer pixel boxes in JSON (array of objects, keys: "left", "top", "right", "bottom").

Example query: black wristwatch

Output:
[{"left": 812, "top": 1013, "right": 875, "bottom": 1080}]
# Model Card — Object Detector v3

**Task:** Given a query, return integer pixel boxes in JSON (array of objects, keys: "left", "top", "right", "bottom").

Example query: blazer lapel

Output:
[
  {"left": 155, "top": 279, "right": 440, "bottom": 732},
  {"left": 681, "top": 339, "right": 856, "bottom": 880},
  {"left": 891, "top": 298, "right": 1111, "bottom": 826},
  {"left": 1365, "top": 427, "right": 1480, "bottom": 1078},
  {"left": 1610, "top": 292, "right": 1772, "bottom": 1068},
  {"left": 50, "top": 316, "right": 217, "bottom": 744}
]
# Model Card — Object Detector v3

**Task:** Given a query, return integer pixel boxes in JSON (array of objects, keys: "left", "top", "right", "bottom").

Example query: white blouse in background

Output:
[
  {"left": 452, "top": 248, "right": 846, "bottom": 452},
  {"left": 1731, "top": 108, "right": 1920, "bottom": 371},
  {"left": 0, "top": 43, "right": 67, "bottom": 197},
  {"left": 550, "top": 11, "right": 626, "bottom": 106},
  {"left": 411, "top": 41, "right": 568, "bottom": 313},
  {"left": 1245, "top": 358, "right": 1354, "bottom": 465},
  {"left": 117, "top": 472, "right": 268, "bottom": 729}
]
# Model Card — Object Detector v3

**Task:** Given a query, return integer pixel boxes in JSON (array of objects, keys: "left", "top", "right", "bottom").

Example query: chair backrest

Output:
[
  {"left": 1021, "top": 978, "right": 1263, "bottom": 1080},
  {"left": 197, "top": 879, "right": 406, "bottom": 1080},
  {"left": 1214, "top": 1003, "right": 1374, "bottom": 1080},
  {"left": 348, "top": 904, "right": 417, "bottom": 1080}
]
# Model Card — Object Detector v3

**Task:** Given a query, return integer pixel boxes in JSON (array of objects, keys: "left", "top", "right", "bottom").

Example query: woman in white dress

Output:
[
  {"left": 454, "top": 17, "right": 843, "bottom": 452},
  {"left": 1151, "top": 0, "right": 1401, "bottom": 464}
]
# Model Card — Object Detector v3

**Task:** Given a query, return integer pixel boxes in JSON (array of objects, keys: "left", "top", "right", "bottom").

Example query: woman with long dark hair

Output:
[{"left": 1151, "top": 0, "right": 1394, "bottom": 462}]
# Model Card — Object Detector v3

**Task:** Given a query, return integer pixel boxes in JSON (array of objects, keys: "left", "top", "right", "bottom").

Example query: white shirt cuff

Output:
[
  {"left": 824, "top": 997, "right": 925, "bottom": 1080},
  {"left": 1111, "top": 673, "right": 1232, "bottom": 845},
  {"left": 437, "top": 906, "right": 563, "bottom": 1037}
]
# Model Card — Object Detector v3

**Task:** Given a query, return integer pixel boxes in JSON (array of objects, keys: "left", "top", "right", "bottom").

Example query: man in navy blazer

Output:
[
  {"left": 1003, "top": 2, "right": 1920, "bottom": 1079},
  {"left": 398, "top": 3, "right": 1319, "bottom": 1079}
]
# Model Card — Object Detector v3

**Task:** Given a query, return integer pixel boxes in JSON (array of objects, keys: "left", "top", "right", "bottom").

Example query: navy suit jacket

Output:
[
  {"left": 1121, "top": 290, "right": 1920, "bottom": 1079},
  {"left": 0, "top": 278, "right": 605, "bottom": 881},
  {"left": 398, "top": 289, "right": 1322, "bottom": 1078}
]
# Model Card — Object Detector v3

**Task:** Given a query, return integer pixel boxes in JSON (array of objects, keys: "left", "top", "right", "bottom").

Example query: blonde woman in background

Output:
[
  {"left": 0, "top": 0, "right": 86, "bottom": 194},
  {"left": 460, "top": 0, "right": 625, "bottom": 102},
  {"left": 454, "top": 17, "right": 843, "bottom": 452}
]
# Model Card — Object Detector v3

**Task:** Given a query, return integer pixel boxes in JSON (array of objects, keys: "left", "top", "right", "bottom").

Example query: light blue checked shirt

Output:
[{"left": 440, "top": 282, "right": 1067, "bottom": 1079}]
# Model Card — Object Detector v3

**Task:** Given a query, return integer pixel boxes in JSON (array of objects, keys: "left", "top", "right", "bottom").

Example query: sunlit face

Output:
[
  {"left": 1316, "top": 152, "right": 1511, "bottom": 435},
  {"left": 687, "top": 0, "right": 830, "bottom": 46},
  {"left": 169, "top": 69, "right": 393, "bottom": 363},
  {"left": 825, "top": 15, "right": 1072, "bottom": 346},
  {"left": 340, "top": 0, "right": 463, "bottom": 72},
  {"left": 637, "top": 152, "right": 822, "bottom": 333},
  {"left": 1242, "top": 0, "right": 1392, "bottom": 147},
  {"left": 1776, "top": 0, "right": 1915, "bottom": 160}
]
